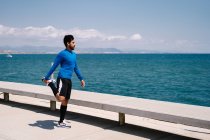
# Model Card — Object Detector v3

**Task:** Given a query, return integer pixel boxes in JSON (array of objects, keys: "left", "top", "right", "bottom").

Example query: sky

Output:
[{"left": 0, "top": 0, "right": 210, "bottom": 53}]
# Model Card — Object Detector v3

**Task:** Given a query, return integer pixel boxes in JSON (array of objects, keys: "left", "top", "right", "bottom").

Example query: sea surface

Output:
[{"left": 0, "top": 54, "right": 210, "bottom": 107}]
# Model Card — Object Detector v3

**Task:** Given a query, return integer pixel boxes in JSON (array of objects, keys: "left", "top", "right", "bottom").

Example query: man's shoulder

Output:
[
  {"left": 58, "top": 49, "right": 66, "bottom": 54},
  {"left": 58, "top": 49, "right": 77, "bottom": 57},
  {"left": 55, "top": 50, "right": 65, "bottom": 58}
]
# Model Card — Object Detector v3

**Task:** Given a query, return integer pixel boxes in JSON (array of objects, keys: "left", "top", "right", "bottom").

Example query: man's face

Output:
[{"left": 67, "top": 40, "right": 76, "bottom": 50}]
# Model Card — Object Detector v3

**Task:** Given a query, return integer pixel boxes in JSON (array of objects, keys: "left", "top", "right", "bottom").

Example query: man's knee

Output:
[
  {"left": 61, "top": 99, "right": 68, "bottom": 106},
  {"left": 56, "top": 95, "right": 65, "bottom": 102}
]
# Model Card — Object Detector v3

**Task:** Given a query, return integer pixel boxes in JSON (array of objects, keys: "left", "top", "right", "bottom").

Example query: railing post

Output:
[
  {"left": 119, "top": 112, "right": 125, "bottom": 125},
  {"left": 4, "top": 92, "right": 9, "bottom": 101},
  {"left": 50, "top": 100, "right": 56, "bottom": 111}
]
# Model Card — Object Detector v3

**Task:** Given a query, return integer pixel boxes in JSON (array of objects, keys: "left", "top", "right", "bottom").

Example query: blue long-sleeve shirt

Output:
[{"left": 45, "top": 49, "right": 83, "bottom": 81}]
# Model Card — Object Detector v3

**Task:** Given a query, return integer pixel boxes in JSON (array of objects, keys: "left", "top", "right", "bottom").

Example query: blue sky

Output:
[{"left": 0, "top": 0, "right": 210, "bottom": 53}]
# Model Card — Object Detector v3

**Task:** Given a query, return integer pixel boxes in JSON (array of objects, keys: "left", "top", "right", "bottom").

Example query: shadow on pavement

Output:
[
  {"left": 29, "top": 120, "right": 57, "bottom": 130},
  {"left": 29, "top": 120, "right": 71, "bottom": 130}
]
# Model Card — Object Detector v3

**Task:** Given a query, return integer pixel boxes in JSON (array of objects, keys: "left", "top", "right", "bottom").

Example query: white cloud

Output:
[
  {"left": 0, "top": 24, "right": 208, "bottom": 53},
  {"left": 106, "top": 35, "right": 127, "bottom": 41},
  {"left": 0, "top": 24, "right": 65, "bottom": 38},
  {"left": 0, "top": 25, "right": 15, "bottom": 35},
  {"left": 0, "top": 24, "right": 145, "bottom": 48},
  {"left": 23, "top": 26, "right": 63, "bottom": 38},
  {"left": 130, "top": 33, "right": 142, "bottom": 40},
  {"left": 71, "top": 28, "right": 104, "bottom": 39},
  {"left": 0, "top": 24, "right": 142, "bottom": 41}
]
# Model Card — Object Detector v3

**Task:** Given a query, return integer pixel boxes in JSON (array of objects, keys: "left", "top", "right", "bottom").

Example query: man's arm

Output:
[
  {"left": 45, "top": 53, "right": 62, "bottom": 80},
  {"left": 74, "top": 61, "right": 83, "bottom": 81},
  {"left": 74, "top": 61, "right": 85, "bottom": 87}
]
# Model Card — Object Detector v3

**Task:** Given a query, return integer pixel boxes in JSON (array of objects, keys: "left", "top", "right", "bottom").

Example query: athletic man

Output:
[{"left": 42, "top": 34, "right": 85, "bottom": 126}]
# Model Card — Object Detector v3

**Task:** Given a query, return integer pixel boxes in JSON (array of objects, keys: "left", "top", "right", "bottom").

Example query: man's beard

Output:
[
  {"left": 68, "top": 46, "right": 75, "bottom": 50},
  {"left": 71, "top": 46, "right": 75, "bottom": 50}
]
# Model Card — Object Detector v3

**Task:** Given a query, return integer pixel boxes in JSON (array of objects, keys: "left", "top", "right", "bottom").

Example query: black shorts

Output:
[{"left": 56, "top": 78, "right": 72, "bottom": 100}]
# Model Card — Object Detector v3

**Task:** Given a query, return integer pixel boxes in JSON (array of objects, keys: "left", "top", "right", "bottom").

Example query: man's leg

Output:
[
  {"left": 59, "top": 99, "right": 68, "bottom": 125},
  {"left": 56, "top": 78, "right": 71, "bottom": 125},
  {"left": 48, "top": 82, "right": 58, "bottom": 97},
  {"left": 42, "top": 78, "right": 58, "bottom": 97}
]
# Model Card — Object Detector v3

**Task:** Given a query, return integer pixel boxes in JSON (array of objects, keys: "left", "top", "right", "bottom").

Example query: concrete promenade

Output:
[{"left": 0, "top": 93, "right": 208, "bottom": 140}]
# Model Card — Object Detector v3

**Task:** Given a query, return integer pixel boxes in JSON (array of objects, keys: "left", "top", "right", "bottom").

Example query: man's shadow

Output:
[{"left": 29, "top": 120, "right": 71, "bottom": 130}]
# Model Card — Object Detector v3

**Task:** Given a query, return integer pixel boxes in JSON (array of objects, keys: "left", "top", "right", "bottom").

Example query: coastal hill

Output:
[
  {"left": 0, "top": 46, "right": 122, "bottom": 54},
  {"left": 0, "top": 46, "right": 164, "bottom": 54}
]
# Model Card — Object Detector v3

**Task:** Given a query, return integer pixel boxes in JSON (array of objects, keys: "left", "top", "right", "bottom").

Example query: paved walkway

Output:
[{"left": 0, "top": 94, "right": 197, "bottom": 140}]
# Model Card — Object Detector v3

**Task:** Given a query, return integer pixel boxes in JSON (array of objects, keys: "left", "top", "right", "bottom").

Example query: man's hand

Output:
[
  {"left": 43, "top": 79, "right": 48, "bottom": 84},
  {"left": 42, "top": 78, "right": 49, "bottom": 84},
  {"left": 81, "top": 80, "right": 85, "bottom": 88}
]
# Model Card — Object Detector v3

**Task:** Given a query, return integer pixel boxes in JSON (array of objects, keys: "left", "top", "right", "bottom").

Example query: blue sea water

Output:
[{"left": 0, "top": 54, "right": 210, "bottom": 107}]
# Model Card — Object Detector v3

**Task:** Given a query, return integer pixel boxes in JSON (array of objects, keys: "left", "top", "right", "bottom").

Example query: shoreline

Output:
[{"left": 1, "top": 52, "right": 210, "bottom": 55}]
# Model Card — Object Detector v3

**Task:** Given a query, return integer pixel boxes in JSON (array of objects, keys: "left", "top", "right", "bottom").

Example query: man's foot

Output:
[
  {"left": 42, "top": 77, "right": 58, "bottom": 98},
  {"left": 57, "top": 121, "right": 66, "bottom": 127},
  {"left": 41, "top": 77, "right": 56, "bottom": 86}
]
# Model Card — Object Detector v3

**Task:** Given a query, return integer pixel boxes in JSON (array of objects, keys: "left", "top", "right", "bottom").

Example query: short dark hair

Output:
[{"left": 63, "top": 35, "right": 74, "bottom": 47}]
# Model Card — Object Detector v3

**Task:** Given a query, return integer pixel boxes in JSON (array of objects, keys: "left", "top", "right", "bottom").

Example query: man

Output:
[{"left": 42, "top": 34, "right": 85, "bottom": 126}]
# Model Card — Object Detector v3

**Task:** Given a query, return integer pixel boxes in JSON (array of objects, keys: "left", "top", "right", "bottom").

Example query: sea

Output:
[{"left": 0, "top": 53, "right": 210, "bottom": 107}]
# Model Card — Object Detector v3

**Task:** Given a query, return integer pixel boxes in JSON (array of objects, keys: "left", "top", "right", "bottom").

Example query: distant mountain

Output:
[
  {"left": 0, "top": 45, "right": 168, "bottom": 54},
  {"left": 76, "top": 47, "right": 122, "bottom": 54},
  {"left": 0, "top": 45, "right": 62, "bottom": 54},
  {"left": 121, "top": 50, "right": 168, "bottom": 54},
  {"left": 0, "top": 46, "right": 122, "bottom": 54}
]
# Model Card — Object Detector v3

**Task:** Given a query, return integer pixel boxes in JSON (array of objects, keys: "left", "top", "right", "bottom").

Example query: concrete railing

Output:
[{"left": 0, "top": 81, "right": 210, "bottom": 130}]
